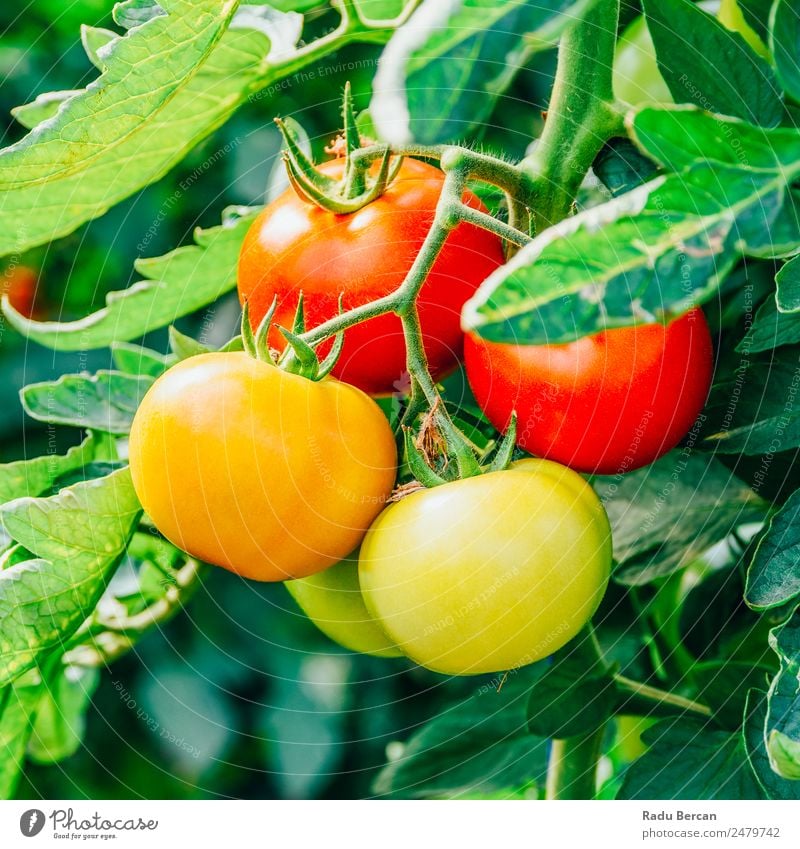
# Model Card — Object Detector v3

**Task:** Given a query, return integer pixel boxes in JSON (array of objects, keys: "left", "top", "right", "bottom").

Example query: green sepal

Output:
[
  {"left": 291, "top": 292, "right": 306, "bottom": 335},
  {"left": 487, "top": 413, "right": 517, "bottom": 473},
  {"left": 241, "top": 301, "right": 257, "bottom": 359},
  {"left": 316, "top": 331, "right": 345, "bottom": 381},
  {"left": 402, "top": 427, "right": 448, "bottom": 488},
  {"left": 254, "top": 295, "right": 279, "bottom": 361},
  {"left": 277, "top": 325, "right": 320, "bottom": 379}
]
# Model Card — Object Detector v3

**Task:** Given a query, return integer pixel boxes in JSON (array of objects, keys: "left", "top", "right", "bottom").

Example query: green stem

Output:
[
  {"left": 614, "top": 674, "right": 713, "bottom": 719},
  {"left": 521, "top": 0, "right": 623, "bottom": 232},
  {"left": 545, "top": 726, "right": 605, "bottom": 800}
]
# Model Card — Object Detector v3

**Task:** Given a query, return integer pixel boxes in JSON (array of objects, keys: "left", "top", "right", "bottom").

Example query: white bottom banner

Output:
[{"left": 0, "top": 800, "right": 797, "bottom": 848}]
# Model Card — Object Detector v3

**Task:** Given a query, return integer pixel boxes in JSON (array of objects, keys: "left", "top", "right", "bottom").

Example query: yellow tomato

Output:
[
  {"left": 359, "top": 459, "right": 612, "bottom": 675},
  {"left": 286, "top": 555, "right": 402, "bottom": 657},
  {"left": 129, "top": 353, "right": 397, "bottom": 582}
]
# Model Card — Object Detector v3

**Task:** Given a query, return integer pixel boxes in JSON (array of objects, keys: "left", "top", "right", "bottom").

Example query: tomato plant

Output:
[
  {"left": 464, "top": 308, "right": 714, "bottom": 474},
  {"left": 0, "top": 0, "right": 799, "bottom": 809}
]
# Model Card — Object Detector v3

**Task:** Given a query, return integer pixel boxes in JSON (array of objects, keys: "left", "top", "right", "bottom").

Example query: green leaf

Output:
[
  {"left": 764, "top": 614, "right": 800, "bottom": 780},
  {"left": 746, "top": 488, "right": 800, "bottom": 610},
  {"left": 0, "top": 468, "right": 141, "bottom": 687},
  {"left": 592, "top": 138, "right": 658, "bottom": 198},
  {"left": 21, "top": 371, "right": 153, "bottom": 435},
  {"left": 738, "top": 295, "right": 800, "bottom": 353},
  {"left": 0, "top": 433, "right": 96, "bottom": 503},
  {"left": 3, "top": 210, "right": 258, "bottom": 351},
  {"left": 112, "top": 342, "right": 174, "bottom": 378},
  {"left": 777, "top": 256, "right": 800, "bottom": 314},
  {"left": 700, "top": 348, "right": 800, "bottom": 455},
  {"left": 643, "top": 0, "right": 782, "bottom": 127},
  {"left": 618, "top": 716, "right": 766, "bottom": 799},
  {"left": 771, "top": 0, "right": 800, "bottom": 104},
  {"left": 464, "top": 151, "right": 800, "bottom": 344},
  {"left": 0, "top": 670, "right": 45, "bottom": 800},
  {"left": 594, "top": 451, "right": 768, "bottom": 585},
  {"left": 372, "top": 0, "right": 596, "bottom": 145},
  {"left": 80, "top": 25, "right": 118, "bottom": 70},
  {"left": 743, "top": 690, "right": 800, "bottom": 800},
  {"left": 691, "top": 660, "right": 772, "bottom": 730},
  {"left": 113, "top": 0, "right": 165, "bottom": 28},
  {"left": 630, "top": 107, "right": 800, "bottom": 173},
  {"left": 0, "top": 0, "right": 239, "bottom": 258},
  {"left": 374, "top": 668, "right": 548, "bottom": 799},
  {"left": 527, "top": 632, "right": 619, "bottom": 738},
  {"left": 168, "top": 326, "right": 212, "bottom": 360},
  {"left": 28, "top": 665, "right": 99, "bottom": 764}
]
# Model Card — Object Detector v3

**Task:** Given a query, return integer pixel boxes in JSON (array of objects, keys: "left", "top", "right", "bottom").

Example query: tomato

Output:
[
  {"left": 358, "top": 459, "right": 612, "bottom": 675},
  {"left": 464, "top": 309, "right": 713, "bottom": 475},
  {"left": 286, "top": 554, "right": 402, "bottom": 657},
  {"left": 2, "top": 265, "right": 40, "bottom": 319},
  {"left": 129, "top": 353, "right": 397, "bottom": 582},
  {"left": 238, "top": 157, "right": 506, "bottom": 395}
]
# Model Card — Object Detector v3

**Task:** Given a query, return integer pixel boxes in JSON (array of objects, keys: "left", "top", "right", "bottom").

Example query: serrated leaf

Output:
[
  {"left": 372, "top": 0, "right": 595, "bottom": 145},
  {"left": 0, "top": 433, "right": 96, "bottom": 503},
  {"left": 3, "top": 211, "right": 258, "bottom": 351},
  {"left": 464, "top": 151, "right": 800, "bottom": 344},
  {"left": 700, "top": 348, "right": 800, "bottom": 455},
  {"left": 771, "top": 0, "right": 800, "bottom": 104},
  {"left": 21, "top": 371, "right": 153, "bottom": 435},
  {"left": 691, "top": 660, "right": 772, "bottom": 729},
  {"left": 743, "top": 690, "right": 800, "bottom": 799},
  {"left": 111, "top": 342, "right": 174, "bottom": 378},
  {"left": 643, "top": 0, "right": 782, "bottom": 127},
  {"left": 618, "top": 716, "right": 766, "bottom": 799},
  {"left": 594, "top": 451, "right": 768, "bottom": 586},
  {"left": 374, "top": 668, "right": 548, "bottom": 799},
  {"left": 738, "top": 295, "right": 800, "bottom": 353},
  {"left": 764, "top": 614, "right": 800, "bottom": 780},
  {"left": 746, "top": 489, "right": 800, "bottom": 610},
  {"left": 28, "top": 665, "right": 99, "bottom": 764},
  {"left": 0, "top": 469, "right": 141, "bottom": 687},
  {"left": 10, "top": 91, "right": 81, "bottom": 131},
  {"left": 80, "top": 25, "right": 118, "bottom": 70},
  {"left": 0, "top": 0, "right": 239, "bottom": 258},
  {"left": 777, "top": 256, "right": 800, "bottom": 314}
]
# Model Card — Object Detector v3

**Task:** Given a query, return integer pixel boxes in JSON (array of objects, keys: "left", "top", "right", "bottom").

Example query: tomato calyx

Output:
[
  {"left": 241, "top": 294, "right": 345, "bottom": 381},
  {"left": 402, "top": 411, "right": 518, "bottom": 489},
  {"left": 276, "top": 82, "right": 403, "bottom": 214}
]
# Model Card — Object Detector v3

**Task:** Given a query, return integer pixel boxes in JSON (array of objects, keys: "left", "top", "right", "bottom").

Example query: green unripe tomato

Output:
[
  {"left": 358, "top": 459, "right": 612, "bottom": 676},
  {"left": 285, "top": 555, "right": 403, "bottom": 658},
  {"left": 613, "top": 15, "right": 673, "bottom": 108}
]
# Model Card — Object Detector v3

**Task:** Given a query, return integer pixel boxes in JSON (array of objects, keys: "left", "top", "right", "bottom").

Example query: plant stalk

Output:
[
  {"left": 521, "top": 0, "right": 623, "bottom": 232},
  {"left": 545, "top": 725, "right": 605, "bottom": 800}
]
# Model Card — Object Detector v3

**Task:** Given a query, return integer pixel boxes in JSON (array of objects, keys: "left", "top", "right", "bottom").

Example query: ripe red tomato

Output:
[
  {"left": 238, "top": 157, "right": 506, "bottom": 395},
  {"left": 464, "top": 309, "right": 713, "bottom": 475}
]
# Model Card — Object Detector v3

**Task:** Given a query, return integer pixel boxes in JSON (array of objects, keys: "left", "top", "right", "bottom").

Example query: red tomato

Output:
[
  {"left": 464, "top": 309, "right": 713, "bottom": 474},
  {"left": 238, "top": 158, "right": 506, "bottom": 395},
  {"left": 2, "top": 265, "right": 40, "bottom": 319}
]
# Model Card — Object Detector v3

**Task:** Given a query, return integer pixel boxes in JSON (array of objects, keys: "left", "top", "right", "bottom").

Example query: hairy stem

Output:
[{"left": 522, "top": 0, "right": 623, "bottom": 232}]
